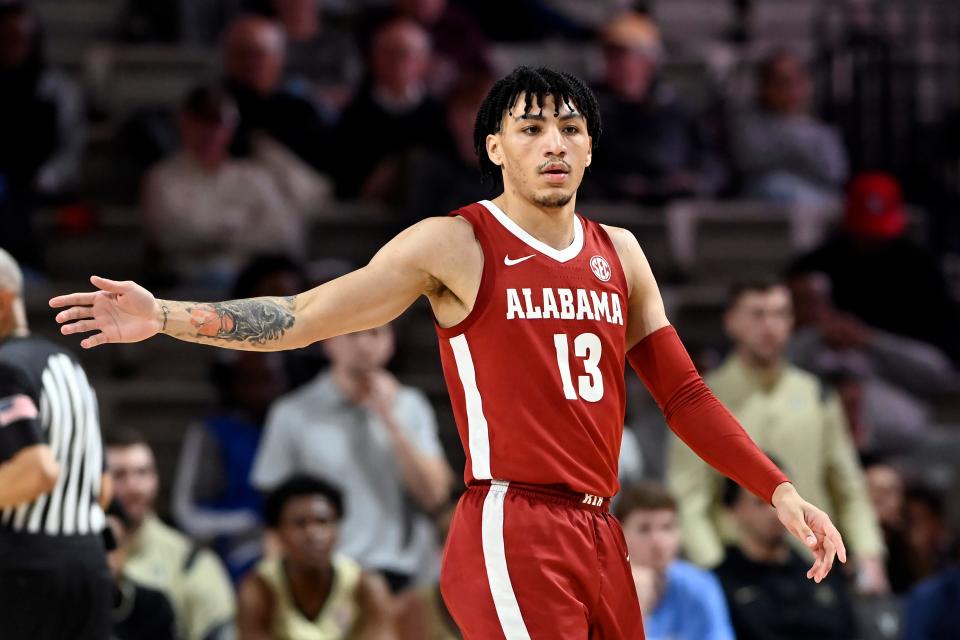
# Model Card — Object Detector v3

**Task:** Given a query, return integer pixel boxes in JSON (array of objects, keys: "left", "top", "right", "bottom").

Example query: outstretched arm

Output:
[
  {"left": 51, "top": 218, "right": 472, "bottom": 351},
  {"left": 606, "top": 225, "right": 847, "bottom": 582}
]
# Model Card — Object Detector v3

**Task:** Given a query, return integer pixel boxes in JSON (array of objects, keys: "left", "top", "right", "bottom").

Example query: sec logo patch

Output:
[{"left": 590, "top": 255, "right": 611, "bottom": 282}]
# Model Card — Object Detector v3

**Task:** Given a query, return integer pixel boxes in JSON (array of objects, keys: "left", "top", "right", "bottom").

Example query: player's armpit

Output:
[
  {"left": 285, "top": 216, "right": 478, "bottom": 346},
  {"left": 600, "top": 225, "right": 670, "bottom": 348},
  {"left": 236, "top": 574, "right": 275, "bottom": 640}
]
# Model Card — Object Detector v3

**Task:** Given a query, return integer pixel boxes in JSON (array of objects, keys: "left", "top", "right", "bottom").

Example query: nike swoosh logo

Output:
[{"left": 504, "top": 254, "right": 536, "bottom": 266}]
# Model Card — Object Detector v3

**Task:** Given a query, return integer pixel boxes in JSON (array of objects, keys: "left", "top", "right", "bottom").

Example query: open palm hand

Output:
[{"left": 50, "top": 276, "right": 161, "bottom": 349}]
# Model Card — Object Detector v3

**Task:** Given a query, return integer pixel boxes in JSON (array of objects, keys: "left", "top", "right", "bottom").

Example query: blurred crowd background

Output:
[{"left": 2, "top": 0, "right": 960, "bottom": 638}]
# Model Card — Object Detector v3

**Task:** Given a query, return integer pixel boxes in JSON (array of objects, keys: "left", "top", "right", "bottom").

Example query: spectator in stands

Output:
[
  {"left": 467, "top": 0, "right": 597, "bottom": 42},
  {"left": 864, "top": 459, "right": 915, "bottom": 594},
  {"left": 667, "top": 279, "right": 888, "bottom": 592},
  {"left": 237, "top": 475, "right": 396, "bottom": 639},
  {"left": 397, "top": 0, "right": 491, "bottom": 91},
  {"left": 223, "top": 14, "right": 334, "bottom": 173},
  {"left": 105, "top": 499, "right": 178, "bottom": 640},
  {"left": 715, "top": 475, "right": 856, "bottom": 640},
  {"left": 790, "top": 172, "right": 960, "bottom": 364},
  {"left": 395, "top": 505, "right": 459, "bottom": 640},
  {"left": 142, "top": 84, "right": 311, "bottom": 289},
  {"left": 359, "top": 0, "right": 491, "bottom": 96},
  {"left": 399, "top": 74, "right": 495, "bottom": 218},
  {"left": 251, "top": 323, "right": 453, "bottom": 593},
  {"left": 785, "top": 270, "right": 951, "bottom": 452},
  {"left": 613, "top": 482, "right": 735, "bottom": 640},
  {"left": 248, "top": 0, "right": 362, "bottom": 115},
  {"left": 0, "top": 2, "right": 84, "bottom": 271},
  {"left": 173, "top": 350, "right": 291, "bottom": 581},
  {"left": 333, "top": 17, "right": 449, "bottom": 199},
  {"left": 732, "top": 49, "right": 848, "bottom": 205},
  {"left": 587, "top": 12, "right": 727, "bottom": 204},
  {"left": 106, "top": 430, "right": 236, "bottom": 640},
  {"left": 903, "top": 485, "right": 954, "bottom": 584},
  {"left": 116, "top": 0, "right": 178, "bottom": 42},
  {"left": 903, "top": 544, "right": 960, "bottom": 640}
]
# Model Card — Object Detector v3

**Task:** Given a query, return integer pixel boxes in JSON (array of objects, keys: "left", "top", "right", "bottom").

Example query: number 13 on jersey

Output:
[{"left": 554, "top": 333, "right": 604, "bottom": 402}]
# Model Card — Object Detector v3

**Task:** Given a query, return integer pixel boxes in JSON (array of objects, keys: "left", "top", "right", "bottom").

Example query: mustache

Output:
[{"left": 537, "top": 159, "right": 571, "bottom": 172}]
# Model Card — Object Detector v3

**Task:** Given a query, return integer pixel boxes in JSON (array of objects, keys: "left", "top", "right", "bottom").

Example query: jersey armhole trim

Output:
[
  {"left": 593, "top": 221, "right": 632, "bottom": 304},
  {"left": 434, "top": 210, "right": 496, "bottom": 338}
]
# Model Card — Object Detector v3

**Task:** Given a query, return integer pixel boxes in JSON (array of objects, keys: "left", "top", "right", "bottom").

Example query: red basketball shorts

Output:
[{"left": 440, "top": 480, "right": 645, "bottom": 639}]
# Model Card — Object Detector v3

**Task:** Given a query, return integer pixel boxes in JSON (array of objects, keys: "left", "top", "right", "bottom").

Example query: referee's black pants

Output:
[{"left": 0, "top": 532, "right": 112, "bottom": 640}]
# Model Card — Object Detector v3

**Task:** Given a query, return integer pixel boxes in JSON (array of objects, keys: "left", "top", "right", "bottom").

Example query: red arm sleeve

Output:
[{"left": 628, "top": 325, "right": 789, "bottom": 504}]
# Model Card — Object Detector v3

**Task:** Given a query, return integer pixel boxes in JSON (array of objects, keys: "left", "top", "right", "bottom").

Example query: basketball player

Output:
[{"left": 52, "top": 67, "right": 846, "bottom": 639}]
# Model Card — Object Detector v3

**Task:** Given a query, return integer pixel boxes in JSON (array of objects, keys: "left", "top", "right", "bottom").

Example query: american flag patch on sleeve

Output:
[{"left": 0, "top": 394, "right": 38, "bottom": 427}]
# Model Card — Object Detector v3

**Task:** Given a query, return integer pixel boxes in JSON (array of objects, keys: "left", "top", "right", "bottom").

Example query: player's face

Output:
[
  {"left": 278, "top": 495, "right": 338, "bottom": 571},
  {"left": 621, "top": 508, "right": 681, "bottom": 574},
  {"left": 487, "top": 93, "right": 592, "bottom": 209},
  {"left": 730, "top": 491, "right": 785, "bottom": 548},
  {"left": 725, "top": 287, "right": 794, "bottom": 367},
  {"left": 107, "top": 444, "right": 159, "bottom": 528}
]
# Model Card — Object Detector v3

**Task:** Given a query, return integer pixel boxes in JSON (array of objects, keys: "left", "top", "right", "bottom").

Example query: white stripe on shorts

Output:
[
  {"left": 449, "top": 334, "right": 491, "bottom": 479},
  {"left": 481, "top": 480, "right": 531, "bottom": 639}
]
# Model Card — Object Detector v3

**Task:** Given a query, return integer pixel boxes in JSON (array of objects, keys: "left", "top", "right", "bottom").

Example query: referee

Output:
[{"left": 0, "top": 249, "right": 111, "bottom": 639}]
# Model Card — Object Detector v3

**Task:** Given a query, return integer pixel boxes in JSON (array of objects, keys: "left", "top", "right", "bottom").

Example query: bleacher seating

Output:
[
  {"left": 579, "top": 202, "right": 677, "bottom": 280},
  {"left": 18, "top": 0, "right": 960, "bottom": 531},
  {"left": 32, "top": 0, "right": 124, "bottom": 71},
  {"left": 489, "top": 42, "right": 603, "bottom": 85},
  {"left": 665, "top": 199, "right": 839, "bottom": 278},
  {"left": 86, "top": 45, "right": 218, "bottom": 120}
]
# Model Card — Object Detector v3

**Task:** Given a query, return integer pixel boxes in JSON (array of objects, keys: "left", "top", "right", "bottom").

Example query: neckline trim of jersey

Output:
[{"left": 478, "top": 199, "right": 584, "bottom": 263}]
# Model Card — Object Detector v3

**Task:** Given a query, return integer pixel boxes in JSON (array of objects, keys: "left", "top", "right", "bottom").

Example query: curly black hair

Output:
[
  {"left": 264, "top": 474, "right": 344, "bottom": 528},
  {"left": 473, "top": 66, "right": 602, "bottom": 183}
]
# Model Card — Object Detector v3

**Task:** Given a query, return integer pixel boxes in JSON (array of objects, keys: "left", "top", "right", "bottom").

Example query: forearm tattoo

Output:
[{"left": 185, "top": 296, "right": 297, "bottom": 345}]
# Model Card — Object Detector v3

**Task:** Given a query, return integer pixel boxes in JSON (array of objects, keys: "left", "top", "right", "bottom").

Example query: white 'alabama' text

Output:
[{"left": 505, "top": 288, "right": 624, "bottom": 325}]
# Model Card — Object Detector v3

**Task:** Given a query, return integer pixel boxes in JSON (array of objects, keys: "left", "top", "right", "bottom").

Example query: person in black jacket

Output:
[
  {"left": 790, "top": 173, "right": 960, "bottom": 365},
  {"left": 714, "top": 476, "right": 856, "bottom": 640},
  {"left": 105, "top": 499, "right": 177, "bottom": 640}
]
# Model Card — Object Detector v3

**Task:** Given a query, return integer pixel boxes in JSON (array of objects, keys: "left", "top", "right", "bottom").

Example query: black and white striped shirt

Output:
[{"left": 0, "top": 336, "right": 105, "bottom": 536}]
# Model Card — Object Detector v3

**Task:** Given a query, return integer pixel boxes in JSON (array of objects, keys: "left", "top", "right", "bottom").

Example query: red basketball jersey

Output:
[{"left": 436, "top": 200, "right": 630, "bottom": 498}]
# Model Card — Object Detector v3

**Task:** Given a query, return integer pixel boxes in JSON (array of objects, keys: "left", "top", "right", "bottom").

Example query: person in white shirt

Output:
[
  {"left": 251, "top": 323, "right": 454, "bottom": 593},
  {"left": 142, "top": 84, "right": 318, "bottom": 288}
]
